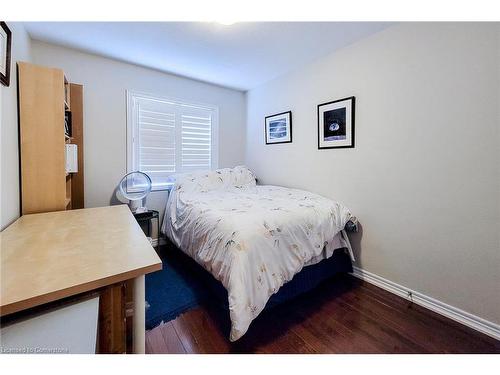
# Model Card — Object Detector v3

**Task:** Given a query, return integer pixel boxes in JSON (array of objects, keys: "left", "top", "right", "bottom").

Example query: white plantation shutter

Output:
[
  {"left": 127, "top": 91, "right": 218, "bottom": 190},
  {"left": 180, "top": 106, "right": 212, "bottom": 172}
]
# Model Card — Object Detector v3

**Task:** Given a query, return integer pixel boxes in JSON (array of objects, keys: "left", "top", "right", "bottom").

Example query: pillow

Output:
[
  {"left": 173, "top": 166, "right": 256, "bottom": 194},
  {"left": 227, "top": 165, "right": 257, "bottom": 188}
]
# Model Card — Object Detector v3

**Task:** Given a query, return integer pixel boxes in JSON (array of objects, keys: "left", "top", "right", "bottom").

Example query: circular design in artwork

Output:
[{"left": 329, "top": 122, "right": 340, "bottom": 131}]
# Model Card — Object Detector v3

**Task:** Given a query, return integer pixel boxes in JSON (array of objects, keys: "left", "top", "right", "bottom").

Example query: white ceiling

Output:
[{"left": 25, "top": 22, "right": 392, "bottom": 91}]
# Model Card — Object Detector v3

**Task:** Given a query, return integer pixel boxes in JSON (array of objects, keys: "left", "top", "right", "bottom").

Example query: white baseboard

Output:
[{"left": 351, "top": 266, "right": 500, "bottom": 341}]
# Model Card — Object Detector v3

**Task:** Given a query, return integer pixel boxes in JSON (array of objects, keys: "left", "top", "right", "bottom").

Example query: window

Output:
[{"left": 127, "top": 91, "right": 218, "bottom": 191}]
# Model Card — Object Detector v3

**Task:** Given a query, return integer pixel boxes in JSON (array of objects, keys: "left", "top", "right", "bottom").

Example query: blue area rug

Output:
[{"left": 145, "top": 249, "right": 209, "bottom": 330}]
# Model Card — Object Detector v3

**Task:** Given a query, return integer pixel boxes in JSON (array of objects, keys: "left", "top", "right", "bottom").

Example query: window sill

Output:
[{"left": 150, "top": 182, "right": 175, "bottom": 193}]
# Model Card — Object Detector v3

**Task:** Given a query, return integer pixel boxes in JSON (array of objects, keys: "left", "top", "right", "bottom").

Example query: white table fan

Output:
[{"left": 118, "top": 171, "right": 152, "bottom": 213}]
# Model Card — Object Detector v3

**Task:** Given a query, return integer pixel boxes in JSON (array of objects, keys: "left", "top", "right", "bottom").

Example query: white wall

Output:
[
  {"left": 246, "top": 23, "right": 500, "bottom": 324},
  {"left": 31, "top": 41, "right": 246, "bottom": 221},
  {"left": 1, "top": 23, "right": 32, "bottom": 230}
]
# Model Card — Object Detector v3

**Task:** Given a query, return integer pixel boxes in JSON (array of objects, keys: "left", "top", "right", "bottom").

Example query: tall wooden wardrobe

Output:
[{"left": 17, "top": 62, "right": 84, "bottom": 215}]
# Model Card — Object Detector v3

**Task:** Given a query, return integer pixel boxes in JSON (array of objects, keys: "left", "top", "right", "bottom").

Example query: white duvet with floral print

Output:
[{"left": 161, "top": 166, "right": 354, "bottom": 341}]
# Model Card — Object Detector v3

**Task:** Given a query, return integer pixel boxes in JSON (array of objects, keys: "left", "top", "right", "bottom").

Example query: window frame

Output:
[{"left": 126, "top": 89, "right": 219, "bottom": 192}]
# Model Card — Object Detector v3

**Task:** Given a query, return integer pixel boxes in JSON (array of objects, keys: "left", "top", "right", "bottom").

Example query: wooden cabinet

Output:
[{"left": 17, "top": 62, "right": 84, "bottom": 214}]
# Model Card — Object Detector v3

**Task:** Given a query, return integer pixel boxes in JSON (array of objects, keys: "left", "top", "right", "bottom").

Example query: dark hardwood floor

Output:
[{"left": 145, "top": 274, "right": 500, "bottom": 354}]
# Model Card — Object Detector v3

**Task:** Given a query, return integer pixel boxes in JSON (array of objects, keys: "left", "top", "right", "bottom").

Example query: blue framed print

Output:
[{"left": 265, "top": 111, "right": 292, "bottom": 145}]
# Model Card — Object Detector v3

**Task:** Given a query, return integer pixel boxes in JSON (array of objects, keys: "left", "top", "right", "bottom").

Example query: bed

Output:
[{"left": 161, "top": 166, "right": 356, "bottom": 341}]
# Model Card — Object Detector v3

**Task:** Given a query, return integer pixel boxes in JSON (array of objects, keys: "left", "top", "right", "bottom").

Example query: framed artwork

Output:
[
  {"left": 317, "top": 96, "right": 355, "bottom": 149},
  {"left": 265, "top": 111, "right": 292, "bottom": 144},
  {"left": 0, "top": 22, "right": 12, "bottom": 87}
]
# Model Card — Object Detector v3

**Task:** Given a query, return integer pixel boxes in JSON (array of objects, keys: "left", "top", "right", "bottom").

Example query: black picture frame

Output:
[
  {"left": 0, "top": 22, "right": 12, "bottom": 87},
  {"left": 265, "top": 111, "right": 293, "bottom": 145},
  {"left": 317, "top": 96, "right": 355, "bottom": 149}
]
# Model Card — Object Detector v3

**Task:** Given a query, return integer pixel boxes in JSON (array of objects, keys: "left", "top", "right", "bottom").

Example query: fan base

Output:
[
  {"left": 134, "top": 206, "right": 148, "bottom": 214},
  {"left": 129, "top": 199, "right": 147, "bottom": 213}
]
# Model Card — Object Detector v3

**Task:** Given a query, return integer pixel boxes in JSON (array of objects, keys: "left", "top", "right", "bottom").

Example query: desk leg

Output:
[{"left": 133, "top": 275, "right": 145, "bottom": 354}]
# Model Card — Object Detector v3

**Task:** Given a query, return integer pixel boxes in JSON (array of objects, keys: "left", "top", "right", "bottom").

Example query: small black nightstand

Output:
[{"left": 133, "top": 210, "right": 160, "bottom": 250}]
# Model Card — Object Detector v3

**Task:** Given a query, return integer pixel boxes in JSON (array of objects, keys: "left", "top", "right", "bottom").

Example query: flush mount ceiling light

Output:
[{"left": 215, "top": 20, "right": 237, "bottom": 26}]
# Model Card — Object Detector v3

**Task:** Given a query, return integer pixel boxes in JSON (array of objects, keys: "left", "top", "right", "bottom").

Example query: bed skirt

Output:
[
  {"left": 265, "top": 248, "right": 353, "bottom": 308},
  {"left": 166, "top": 242, "right": 353, "bottom": 312}
]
